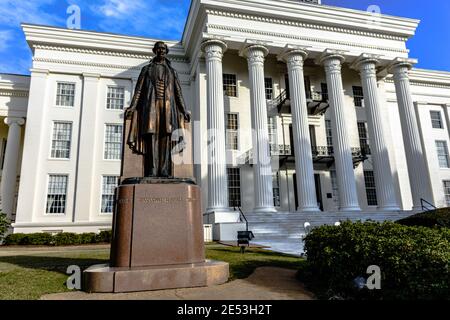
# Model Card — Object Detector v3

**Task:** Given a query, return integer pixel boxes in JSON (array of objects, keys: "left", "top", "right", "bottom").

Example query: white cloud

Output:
[
  {"left": 89, "top": 0, "right": 189, "bottom": 40},
  {"left": 0, "top": 0, "right": 63, "bottom": 26},
  {"left": 93, "top": 0, "right": 146, "bottom": 18},
  {"left": 0, "top": 30, "right": 13, "bottom": 52}
]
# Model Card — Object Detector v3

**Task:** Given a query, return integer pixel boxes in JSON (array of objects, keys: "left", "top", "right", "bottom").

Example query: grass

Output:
[{"left": 0, "top": 243, "right": 304, "bottom": 300}]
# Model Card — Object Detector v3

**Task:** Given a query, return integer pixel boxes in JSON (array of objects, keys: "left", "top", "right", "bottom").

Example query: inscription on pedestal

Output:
[{"left": 110, "top": 183, "right": 205, "bottom": 268}]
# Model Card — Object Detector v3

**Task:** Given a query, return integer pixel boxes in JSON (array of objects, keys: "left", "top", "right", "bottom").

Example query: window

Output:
[
  {"left": 226, "top": 113, "right": 239, "bottom": 150},
  {"left": 101, "top": 176, "right": 119, "bottom": 213},
  {"left": 56, "top": 83, "right": 75, "bottom": 107},
  {"left": 265, "top": 77, "right": 273, "bottom": 100},
  {"left": 321, "top": 83, "right": 328, "bottom": 101},
  {"left": 352, "top": 86, "right": 364, "bottom": 107},
  {"left": 330, "top": 170, "right": 339, "bottom": 208},
  {"left": 273, "top": 171, "right": 281, "bottom": 207},
  {"left": 325, "top": 120, "right": 333, "bottom": 147},
  {"left": 46, "top": 175, "right": 68, "bottom": 214},
  {"left": 443, "top": 181, "right": 450, "bottom": 207},
  {"left": 436, "top": 140, "right": 450, "bottom": 168},
  {"left": 51, "top": 122, "right": 72, "bottom": 159},
  {"left": 430, "top": 111, "right": 443, "bottom": 129},
  {"left": 304, "top": 76, "right": 312, "bottom": 99},
  {"left": 364, "top": 171, "right": 378, "bottom": 206},
  {"left": 268, "top": 117, "right": 278, "bottom": 151},
  {"left": 104, "top": 124, "right": 123, "bottom": 160},
  {"left": 107, "top": 86, "right": 125, "bottom": 110},
  {"left": 223, "top": 74, "right": 237, "bottom": 97},
  {"left": 227, "top": 167, "right": 241, "bottom": 207},
  {"left": 1, "top": 139, "right": 6, "bottom": 170},
  {"left": 357, "top": 121, "right": 371, "bottom": 154}
]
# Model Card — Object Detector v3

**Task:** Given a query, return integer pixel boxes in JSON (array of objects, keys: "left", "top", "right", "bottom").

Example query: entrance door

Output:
[
  {"left": 285, "top": 74, "right": 290, "bottom": 99},
  {"left": 293, "top": 173, "right": 298, "bottom": 211},
  {"left": 314, "top": 174, "right": 323, "bottom": 211}
]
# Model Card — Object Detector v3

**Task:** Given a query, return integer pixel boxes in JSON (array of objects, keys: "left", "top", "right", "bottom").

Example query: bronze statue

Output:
[{"left": 126, "top": 41, "right": 191, "bottom": 177}]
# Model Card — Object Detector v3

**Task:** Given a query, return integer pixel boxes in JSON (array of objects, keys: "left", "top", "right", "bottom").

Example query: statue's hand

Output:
[{"left": 184, "top": 111, "right": 191, "bottom": 123}]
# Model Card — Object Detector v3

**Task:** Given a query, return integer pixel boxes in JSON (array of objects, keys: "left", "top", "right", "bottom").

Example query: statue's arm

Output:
[
  {"left": 126, "top": 65, "right": 147, "bottom": 119},
  {"left": 174, "top": 71, "right": 191, "bottom": 122}
]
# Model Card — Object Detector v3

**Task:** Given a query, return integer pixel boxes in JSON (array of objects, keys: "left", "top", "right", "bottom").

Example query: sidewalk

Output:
[{"left": 41, "top": 267, "right": 315, "bottom": 300}]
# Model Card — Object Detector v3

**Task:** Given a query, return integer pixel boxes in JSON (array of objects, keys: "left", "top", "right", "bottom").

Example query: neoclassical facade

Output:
[{"left": 1, "top": 0, "right": 450, "bottom": 250}]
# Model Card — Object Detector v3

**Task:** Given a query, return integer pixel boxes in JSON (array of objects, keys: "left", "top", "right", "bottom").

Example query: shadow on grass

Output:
[
  {"left": 205, "top": 246, "right": 305, "bottom": 280},
  {"left": 0, "top": 255, "right": 109, "bottom": 275}
]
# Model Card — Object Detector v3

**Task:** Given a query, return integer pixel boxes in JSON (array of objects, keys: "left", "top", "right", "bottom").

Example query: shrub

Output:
[
  {"left": 4, "top": 233, "right": 27, "bottom": 245},
  {"left": 397, "top": 208, "right": 450, "bottom": 228},
  {"left": 0, "top": 212, "right": 9, "bottom": 241},
  {"left": 53, "top": 232, "right": 80, "bottom": 246},
  {"left": 23, "top": 233, "right": 54, "bottom": 245},
  {"left": 96, "top": 230, "right": 112, "bottom": 243},
  {"left": 301, "top": 221, "right": 450, "bottom": 300},
  {"left": 78, "top": 233, "right": 97, "bottom": 244},
  {"left": 3, "top": 230, "right": 113, "bottom": 246}
]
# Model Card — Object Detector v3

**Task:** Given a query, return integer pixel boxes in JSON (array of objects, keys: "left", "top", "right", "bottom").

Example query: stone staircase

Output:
[{"left": 246, "top": 211, "right": 417, "bottom": 256}]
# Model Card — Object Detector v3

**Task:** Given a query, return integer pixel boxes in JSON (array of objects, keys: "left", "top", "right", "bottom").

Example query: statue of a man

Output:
[{"left": 126, "top": 41, "right": 191, "bottom": 177}]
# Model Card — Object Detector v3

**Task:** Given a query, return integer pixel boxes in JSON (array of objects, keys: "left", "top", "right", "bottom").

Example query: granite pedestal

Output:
[{"left": 83, "top": 178, "right": 229, "bottom": 293}]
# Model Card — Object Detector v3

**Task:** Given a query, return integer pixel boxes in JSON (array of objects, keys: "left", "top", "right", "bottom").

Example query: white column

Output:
[
  {"left": 356, "top": 57, "right": 399, "bottom": 211},
  {"left": 281, "top": 49, "right": 319, "bottom": 212},
  {"left": 320, "top": 52, "right": 360, "bottom": 212},
  {"left": 242, "top": 45, "right": 276, "bottom": 213},
  {"left": 390, "top": 60, "right": 432, "bottom": 210},
  {"left": 1, "top": 117, "right": 25, "bottom": 219},
  {"left": 75, "top": 73, "right": 101, "bottom": 222},
  {"left": 201, "top": 40, "right": 232, "bottom": 219}
]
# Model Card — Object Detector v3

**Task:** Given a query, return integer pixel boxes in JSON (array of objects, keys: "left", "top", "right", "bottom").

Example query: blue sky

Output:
[{"left": 0, "top": 0, "right": 449, "bottom": 75}]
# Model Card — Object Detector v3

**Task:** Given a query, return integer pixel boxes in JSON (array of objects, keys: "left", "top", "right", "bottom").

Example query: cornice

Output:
[
  {"left": 199, "top": 0, "right": 419, "bottom": 38},
  {"left": 207, "top": 24, "right": 409, "bottom": 54},
  {"left": 33, "top": 57, "right": 191, "bottom": 76},
  {"left": 0, "top": 90, "right": 29, "bottom": 97},
  {"left": 206, "top": 9, "right": 409, "bottom": 41},
  {"left": 385, "top": 78, "right": 450, "bottom": 89},
  {"left": 22, "top": 23, "right": 188, "bottom": 59},
  {"left": 33, "top": 45, "right": 190, "bottom": 63}
]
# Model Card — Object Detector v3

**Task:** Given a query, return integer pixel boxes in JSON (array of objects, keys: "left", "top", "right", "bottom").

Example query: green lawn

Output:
[{"left": 0, "top": 244, "right": 304, "bottom": 300}]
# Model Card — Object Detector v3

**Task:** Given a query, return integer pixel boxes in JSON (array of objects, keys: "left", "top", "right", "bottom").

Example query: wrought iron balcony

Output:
[
  {"left": 271, "top": 89, "right": 330, "bottom": 116},
  {"left": 239, "top": 145, "right": 369, "bottom": 168}
]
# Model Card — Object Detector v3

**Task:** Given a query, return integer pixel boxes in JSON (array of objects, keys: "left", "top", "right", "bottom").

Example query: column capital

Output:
[
  {"left": 240, "top": 44, "right": 269, "bottom": 62},
  {"left": 318, "top": 49, "right": 346, "bottom": 65},
  {"left": 278, "top": 46, "right": 308, "bottom": 68},
  {"left": 278, "top": 45, "right": 309, "bottom": 61},
  {"left": 201, "top": 39, "right": 228, "bottom": 60},
  {"left": 29, "top": 68, "right": 49, "bottom": 78},
  {"left": 388, "top": 57, "right": 417, "bottom": 74},
  {"left": 4, "top": 117, "right": 25, "bottom": 126},
  {"left": 82, "top": 73, "right": 101, "bottom": 80},
  {"left": 352, "top": 53, "right": 382, "bottom": 71}
]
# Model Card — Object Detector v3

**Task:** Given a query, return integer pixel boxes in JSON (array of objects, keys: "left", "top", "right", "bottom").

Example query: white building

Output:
[{"left": 1, "top": 0, "right": 450, "bottom": 252}]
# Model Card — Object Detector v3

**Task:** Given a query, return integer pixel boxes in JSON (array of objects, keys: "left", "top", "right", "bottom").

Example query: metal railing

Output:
[
  {"left": 235, "top": 206, "right": 249, "bottom": 232},
  {"left": 421, "top": 198, "right": 437, "bottom": 212},
  {"left": 239, "top": 145, "right": 370, "bottom": 165}
]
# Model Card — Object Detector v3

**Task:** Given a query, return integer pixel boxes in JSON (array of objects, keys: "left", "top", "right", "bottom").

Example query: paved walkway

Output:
[{"left": 41, "top": 267, "right": 315, "bottom": 300}]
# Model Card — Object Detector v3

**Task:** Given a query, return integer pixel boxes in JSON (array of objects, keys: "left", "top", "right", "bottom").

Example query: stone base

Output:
[{"left": 83, "top": 260, "right": 229, "bottom": 293}]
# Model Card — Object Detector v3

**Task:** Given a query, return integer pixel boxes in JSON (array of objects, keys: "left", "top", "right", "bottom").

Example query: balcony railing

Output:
[
  {"left": 239, "top": 145, "right": 370, "bottom": 167},
  {"left": 271, "top": 89, "right": 330, "bottom": 115}
]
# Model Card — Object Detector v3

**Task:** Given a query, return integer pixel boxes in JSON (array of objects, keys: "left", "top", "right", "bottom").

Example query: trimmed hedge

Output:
[
  {"left": 3, "top": 230, "right": 112, "bottom": 246},
  {"left": 0, "top": 212, "right": 9, "bottom": 241},
  {"left": 397, "top": 208, "right": 450, "bottom": 228},
  {"left": 301, "top": 221, "right": 450, "bottom": 300}
]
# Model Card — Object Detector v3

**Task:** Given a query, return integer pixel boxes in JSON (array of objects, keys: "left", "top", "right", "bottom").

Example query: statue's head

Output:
[{"left": 152, "top": 41, "right": 169, "bottom": 59}]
